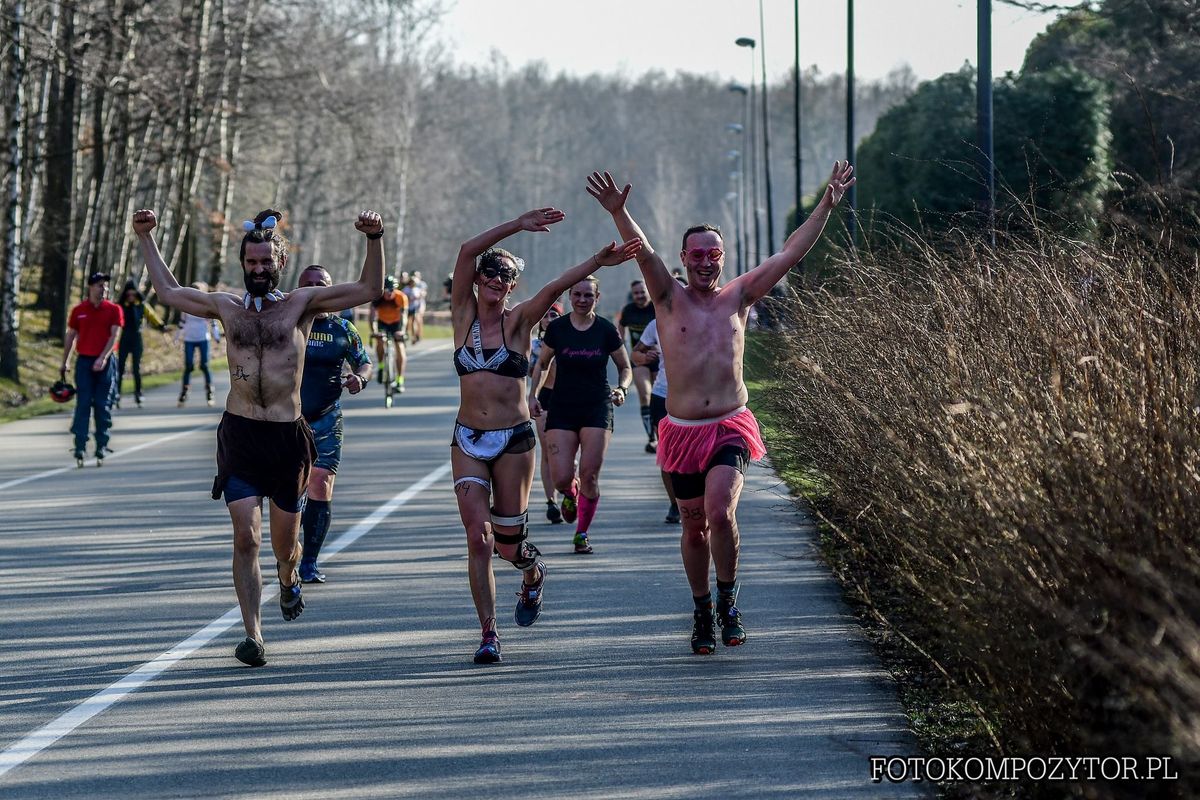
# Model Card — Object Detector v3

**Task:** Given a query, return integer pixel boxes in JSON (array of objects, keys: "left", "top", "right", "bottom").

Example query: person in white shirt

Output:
[
  {"left": 175, "top": 282, "right": 223, "bottom": 406},
  {"left": 631, "top": 318, "right": 678, "bottom": 523}
]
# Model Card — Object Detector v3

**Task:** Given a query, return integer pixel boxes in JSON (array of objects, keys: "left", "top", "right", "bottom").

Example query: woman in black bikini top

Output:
[{"left": 449, "top": 206, "right": 642, "bottom": 665}]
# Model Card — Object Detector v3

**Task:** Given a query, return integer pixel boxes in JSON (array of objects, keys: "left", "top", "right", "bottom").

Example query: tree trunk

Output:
[
  {"left": 1, "top": 0, "right": 26, "bottom": 381},
  {"left": 37, "top": 0, "right": 76, "bottom": 340}
]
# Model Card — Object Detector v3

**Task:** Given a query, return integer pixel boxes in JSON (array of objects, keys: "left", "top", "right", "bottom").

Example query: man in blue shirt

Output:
[{"left": 297, "top": 265, "right": 373, "bottom": 583}]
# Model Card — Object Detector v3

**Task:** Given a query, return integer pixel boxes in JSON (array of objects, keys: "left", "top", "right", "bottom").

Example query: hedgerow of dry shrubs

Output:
[{"left": 760, "top": 228, "right": 1200, "bottom": 791}]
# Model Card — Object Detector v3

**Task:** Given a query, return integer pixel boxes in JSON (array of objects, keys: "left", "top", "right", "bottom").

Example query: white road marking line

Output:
[
  {"left": 0, "top": 459, "right": 452, "bottom": 779},
  {"left": 0, "top": 420, "right": 217, "bottom": 493}
]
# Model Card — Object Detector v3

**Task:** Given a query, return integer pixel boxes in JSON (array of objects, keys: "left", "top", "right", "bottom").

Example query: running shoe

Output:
[
  {"left": 717, "top": 592, "right": 747, "bottom": 647},
  {"left": 74, "top": 452, "right": 85, "bottom": 469},
  {"left": 279, "top": 572, "right": 305, "bottom": 621},
  {"left": 545, "top": 500, "right": 563, "bottom": 524},
  {"left": 395, "top": 377, "right": 406, "bottom": 394},
  {"left": 560, "top": 485, "right": 578, "bottom": 524},
  {"left": 206, "top": 386, "right": 214, "bottom": 407},
  {"left": 645, "top": 442, "right": 657, "bottom": 454},
  {"left": 95, "top": 451, "right": 105, "bottom": 467},
  {"left": 299, "top": 560, "right": 326, "bottom": 584},
  {"left": 691, "top": 606, "right": 717, "bottom": 655},
  {"left": 473, "top": 630, "right": 502, "bottom": 664},
  {"left": 235, "top": 636, "right": 267, "bottom": 667},
  {"left": 573, "top": 531, "right": 593, "bottom": 555},
  {"left": 135, "top": 393, "right": 144, "bottom": 408},
  {"left": 177, "top": 388, "right": 188, "bottom": 407},
  {"left": 665, "top": 504, "right": 680, "bottom": 524},
  {"left": 514, "top": 562, "right": 546, "bottom": 627}
]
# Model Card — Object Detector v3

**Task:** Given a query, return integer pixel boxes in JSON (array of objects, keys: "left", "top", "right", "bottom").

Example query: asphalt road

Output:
[{"left": 0, "top": 338, "right": 924, "bottom": 799}]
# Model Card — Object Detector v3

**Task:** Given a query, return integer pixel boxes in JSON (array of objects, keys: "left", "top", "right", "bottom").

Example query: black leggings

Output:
[{"left": 119, "top": 337, "right": 144, "bottom": 396}]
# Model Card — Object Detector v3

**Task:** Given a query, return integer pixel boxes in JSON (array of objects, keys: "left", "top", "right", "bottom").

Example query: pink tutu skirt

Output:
[{"left": 656, "top": 405, "right": 767, "bottom": 474}]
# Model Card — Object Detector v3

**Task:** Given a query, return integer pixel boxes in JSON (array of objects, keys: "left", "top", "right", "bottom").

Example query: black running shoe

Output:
[
  {"left": 545, "top": 500, "right": 563, "bottom": 524},
  {"left": 717, "top": 592, "right": 747, "bottom": 647},
  {"left": 514, "top": 562, "right": 546, "bottom": 627},
  {"left": 280, "top": 572, "right": 305, "bottom": 621},
  {"left": 691, "top": 607, "right": 717, "bottom": 655},
  {"left": 665, "top": 504, "right": 680, "bottom": 524},
  {"left": 645, "top": 442, "right": 657, "bottom": 454},
  {"left": 74, "top": 452, "right": 85, "bottom": 468},
  {"left": 235, "top": 636, "right": 266, "bottom": 667},
  {"left": 474, "top": 631, "right": 502, "bottom": 664}
]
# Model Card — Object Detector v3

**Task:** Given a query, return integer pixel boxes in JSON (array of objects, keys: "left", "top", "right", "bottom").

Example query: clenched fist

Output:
[
  {"left": 132, "top": 209, "right": 158, "bottom": 237},
  {"left": 355, "top": 210, "right": 383, "bottom": 237}
]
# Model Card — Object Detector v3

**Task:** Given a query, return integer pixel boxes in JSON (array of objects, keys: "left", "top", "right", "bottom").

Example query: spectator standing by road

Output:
[
  {"left": 176, "top": 281, "right": 222, "bottom": 407},
  {"left": 61, "top": 272, "right": 123, "bottom": 466},
  {"left": 116, "top": 280, "right": 163, "bottom": 409}
]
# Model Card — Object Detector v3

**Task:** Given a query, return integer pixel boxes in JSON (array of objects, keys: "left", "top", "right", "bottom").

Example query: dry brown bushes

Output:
[{"left": 759, "top": 228, "right": 1200, "bottom": 794}]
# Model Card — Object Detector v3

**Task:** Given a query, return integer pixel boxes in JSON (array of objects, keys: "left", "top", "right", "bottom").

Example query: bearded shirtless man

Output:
[
  {"left": 587, "top": 162, "right": 855, "bottom": 654},
  {"left": 132, "top": 207, "right": 384, "bottom": 667}
]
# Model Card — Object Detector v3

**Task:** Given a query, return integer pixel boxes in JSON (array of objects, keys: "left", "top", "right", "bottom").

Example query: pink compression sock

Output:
[{"left": 577, "top": 493, "right": 599, "bottom": 533}]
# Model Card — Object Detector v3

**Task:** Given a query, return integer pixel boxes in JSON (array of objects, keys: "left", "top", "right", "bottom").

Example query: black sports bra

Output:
[{"left": 454, "top": 317, "right": 529, "bottom": 380}]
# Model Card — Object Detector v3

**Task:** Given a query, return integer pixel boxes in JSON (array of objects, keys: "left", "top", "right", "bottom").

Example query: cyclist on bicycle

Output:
[{"left": 370, "top": 275, "right": 408, "bottom": 393}]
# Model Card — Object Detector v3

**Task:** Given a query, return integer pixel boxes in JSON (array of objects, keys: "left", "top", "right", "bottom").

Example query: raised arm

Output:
[
  {"left": 586, "top": 171, "right": 676, "bottom": 306},
  {"left": 132, "top": 210, "right": 222, "bottom": 318},
  {"left": 731, "top": 161, "right": 856, "bottom": 306},
  {"left": 300, "top": 211, "right": 385, "bottom": 314},
  {"left": 512, "top": 238, "right": 643, "bottom": 331},
  {"left": 452, "top": 208, "right": 566, "bottom": 324}
]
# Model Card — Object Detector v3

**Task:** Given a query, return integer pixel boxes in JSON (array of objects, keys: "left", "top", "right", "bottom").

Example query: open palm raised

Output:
[{"left": 823, "top": 161, "right": 857, "bottom": 207}]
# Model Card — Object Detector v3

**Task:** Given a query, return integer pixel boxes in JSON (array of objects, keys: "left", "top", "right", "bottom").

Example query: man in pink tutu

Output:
[{"left": 587, "top": 162, "right": 856, "bottom": 654}]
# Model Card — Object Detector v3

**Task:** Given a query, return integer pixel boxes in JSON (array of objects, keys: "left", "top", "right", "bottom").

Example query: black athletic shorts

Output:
[
  {"left": 378, "top": 321, "right": 408, "bottom": 341},
  {"left": 545, "top": 400, "right": 613, "bottom": 433},
  {"left": 536, "top": 387, "right": 554, "bottom": 412},
  {"left": 669, "top": 444, "right": 751, "bottom": 501}
]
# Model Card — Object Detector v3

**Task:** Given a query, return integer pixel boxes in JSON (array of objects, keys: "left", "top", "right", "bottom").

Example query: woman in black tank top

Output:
[
  {"left": 449, "top": 207, "right": 643, "bottom": 665},
  {"left": 527, "top": 276, "right": 633, "bottom": 555}
]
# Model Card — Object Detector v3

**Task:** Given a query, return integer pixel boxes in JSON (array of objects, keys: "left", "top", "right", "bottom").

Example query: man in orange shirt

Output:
[
  {"left": 370, "top": 275, "right": 408, "bottom": 392},
  {"left": 61, "top": 272, "right": 124, "bottom": 466}
]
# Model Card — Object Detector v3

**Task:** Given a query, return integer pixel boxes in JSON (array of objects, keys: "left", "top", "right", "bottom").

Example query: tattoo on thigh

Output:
[
  {"left": 683, "top": 506, "right": 705, "bottom": 521},
  {"left": 548, "top": 443, "right": 559, "bottom": 455},
  {"left": 455, "top": 483, "right": 471, "bottom": 496}
]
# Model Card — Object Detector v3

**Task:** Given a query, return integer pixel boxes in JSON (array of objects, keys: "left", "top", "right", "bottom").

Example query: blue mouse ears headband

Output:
[{"left": 242, "top": 215, "right": 278, "bottom": 233}]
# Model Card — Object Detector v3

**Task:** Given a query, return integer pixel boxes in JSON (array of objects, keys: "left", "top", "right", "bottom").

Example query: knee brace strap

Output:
[{"left": 490, "top": 508, "right": 528, "bottom": 530}]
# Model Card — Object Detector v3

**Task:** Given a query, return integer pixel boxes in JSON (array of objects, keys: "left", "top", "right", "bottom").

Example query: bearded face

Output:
[{"left": 242, "top": 241, "right": 282, "bottom": 297}]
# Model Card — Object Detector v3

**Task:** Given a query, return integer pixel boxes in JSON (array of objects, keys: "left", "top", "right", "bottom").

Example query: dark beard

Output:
[{"left": 243, "top": 269, "right": 280, "bottom": 297}]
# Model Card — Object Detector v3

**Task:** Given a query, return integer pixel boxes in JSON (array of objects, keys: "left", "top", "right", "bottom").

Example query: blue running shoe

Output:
[
  {"left": 514, "top": 562, "right": 546, "bottom": 627},
  {"left": 474, "top": 631, "right": 502, "bottom": 664}
]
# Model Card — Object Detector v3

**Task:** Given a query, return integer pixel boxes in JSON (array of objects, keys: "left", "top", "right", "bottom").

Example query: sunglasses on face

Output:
[
  {"left": 479, "top": 265, "right": 518, "bottom": 284},
  {"left": 686, "top": 248, "right": 724, "bottom": 262}
]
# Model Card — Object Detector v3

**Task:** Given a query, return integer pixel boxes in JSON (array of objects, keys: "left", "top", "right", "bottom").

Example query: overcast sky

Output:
[{"left": 436, "top": 1, "right": 1060, "bottom": 84}]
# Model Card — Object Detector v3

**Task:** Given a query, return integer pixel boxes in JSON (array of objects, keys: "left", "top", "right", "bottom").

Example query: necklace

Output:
[{"left": 242, "top": 290, "right": 285, "bottom": 312}]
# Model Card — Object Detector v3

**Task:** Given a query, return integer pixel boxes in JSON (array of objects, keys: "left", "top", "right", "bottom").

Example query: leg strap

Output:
[
  {"left": 490, "top": 512, "right": 540, "bottom": 571},
  {"left": 455, "top": 476, "right": 491, "bottom": 492}
]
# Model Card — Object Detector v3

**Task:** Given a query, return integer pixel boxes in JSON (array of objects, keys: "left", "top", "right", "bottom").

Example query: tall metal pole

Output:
[
  {"left": 794, "top": 0, "right": 803, "bottom": 233},
  {"left": 977, "top": 0, "right": 996, "bottom": 245},
  {"left": 758, "top": 1, "right": 776, "bottom": 255},
  {"left": 748, "top": 74, "right": 761, "bottom": 264},
  {"left": 846, "top": 0, "right": 857, "bottom": 247}
]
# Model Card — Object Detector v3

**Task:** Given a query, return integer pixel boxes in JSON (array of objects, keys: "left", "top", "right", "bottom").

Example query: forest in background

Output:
[{"left": 0, "top": 0, "right": 917, "bottom": 386}]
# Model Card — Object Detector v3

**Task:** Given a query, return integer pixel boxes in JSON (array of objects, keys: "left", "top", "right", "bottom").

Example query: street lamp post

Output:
[
  {"left": 727, "top": 150, "right": 745, "bottom": 275},
  {"left": 726, "top": 122, "right": 748, "bottom": 274},
  {"left": 794, "top": 0, "right": 803, "bottom": 235},
  {"left": 736, "top": 35, "right": 773, "bottom": 261},
  {"left": 756, "top": 4, "right": 776, "bottom": 255},
  {"left": 846, "top": 0, "right": 857, "bottom": 247},
  {"left": 977, "top": 0, "right": 996, "bottom": 244},
  {"left": 729, "top": 81, "right": 758, "bottom": 264}
]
